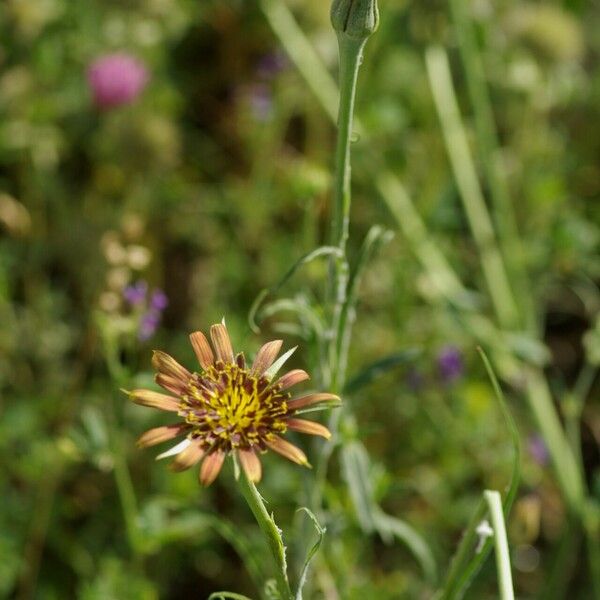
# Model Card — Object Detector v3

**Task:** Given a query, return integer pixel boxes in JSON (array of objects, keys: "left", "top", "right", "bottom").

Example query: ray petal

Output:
[
  {"left": 128, "top": 389, "right": 180, "bottom": 411},
  {"left": 265, "top": 436, "right": 309, "bottom": 466},
  {"left": 210, "top": 323, "right": 234, "bottom": 364},
  {"left": 275, "top": 369, "right": 310, "bottom": 391},
  {"left": 137, "top": 424, "right": 189, "bottom": 448},
  {"left": 251, "top": 340, "right": 283, "bottom": 376},
  {"left": 151, "top": 351, "right": 191, "bottom": 381},
  {"left": 170, "top": 440, "right": 205, "bottom": 472},
  {"left": 287, "top": 393, "right": 341, "bottom": 413},
  {"left": 238, "top": 448, "right": 262, "bottom": 482},
  {"left": 189, "top": 331, "right": 214, "bottom": 370},
  {"left": 156, "top": 438, "right": 191, "bottom": 460},
  {"left": 285, "top": 418, "right": 331, "bottom": 439},
  {"left": 155, "top": 373, "right": 187, "bottom": 395},
  {"left": 199, "top": 450, "right": 226, "bottom": 486}
]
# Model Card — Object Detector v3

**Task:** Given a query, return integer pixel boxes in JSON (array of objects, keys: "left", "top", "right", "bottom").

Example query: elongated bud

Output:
[{"left": 331, "top": 0, "right": 379, "bottom": 41}]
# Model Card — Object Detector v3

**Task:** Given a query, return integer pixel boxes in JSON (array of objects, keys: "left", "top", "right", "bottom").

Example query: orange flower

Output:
[{"left": 128, "top": 322, "right": 340, "bottom": 485}]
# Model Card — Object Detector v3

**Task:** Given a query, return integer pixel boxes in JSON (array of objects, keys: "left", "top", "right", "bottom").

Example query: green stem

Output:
[
  {"left": 524, "top": 368, "right": 585, "bottom": 514},
  {"left": 102, "top": 333, "right": 143, "bottom": 557},
  {"left": 237, "top": 465, "right": 293, "bottom": 600},
  {"left": 329, "top": 35, "right": 366, "bottom": 393},
  {"left": 448, "top": 0, "right": 535, "bottom": 332},
  {"left": 484, "top": 490, "right": 515, "bottom": 600},
  {"left": 425, "top": 46, "right": 519, "bottom": 331}
]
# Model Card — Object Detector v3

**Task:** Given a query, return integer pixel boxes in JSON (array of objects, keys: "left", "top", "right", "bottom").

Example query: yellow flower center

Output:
[{"left": 180, "top": 361, "right": 289, "bottom": 452}]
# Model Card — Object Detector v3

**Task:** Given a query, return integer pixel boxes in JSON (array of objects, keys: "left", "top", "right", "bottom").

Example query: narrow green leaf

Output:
[
  {"left": 437, "top": 349, "right": 521, "bottom": 599},
  {"left": 248, "top": 246, "right": 342, "bottom": 332},
  {"left": 208, "top": 592, "right": 254, "bottom": 600},
  {"left": 341, "top": 441, "right": 377, "bottom": 533},
  {"left": 343, "top": 350, "right": 421, "bottom": 393},
  {"left": 373, "top": 512, "right": 438, "bottom": 584},
  {"left": 294, "top": 508, "right": 326, "bottom": 600}
]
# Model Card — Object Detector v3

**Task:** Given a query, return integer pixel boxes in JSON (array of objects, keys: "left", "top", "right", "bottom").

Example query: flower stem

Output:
[
  {"left": 329, "top": 34, "right": 366, "bottom": 393},
  {"left": 484, "top": 490, "right": 515, "bottom": 600},
  {"left": 237, "top": 465, "right": 293, "bottom": 600}
]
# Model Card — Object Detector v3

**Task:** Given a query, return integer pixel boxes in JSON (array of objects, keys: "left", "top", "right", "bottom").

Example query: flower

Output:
[
  {"left": 436, "top": 345, "right": 464, "bottom": 384},
  {"left": 87, "top": 53, "right": 149, "bottom": 110},
  {"left": 122, "top": 280, "right": 168, "bottom": 341},
  {"left": 128, "top": 323, "right": 340, "bottom": 485},
  {"left": 123, "top": 281, "right": 148, "bottom": 305},
  {"left": 528, "top": 435, "right": 549, "bottom": 466}
]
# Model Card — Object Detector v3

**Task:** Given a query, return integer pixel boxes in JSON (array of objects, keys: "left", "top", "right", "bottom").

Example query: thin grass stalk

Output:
[
  {"left": 425, "top": 46, "right": 519, "bottom": 330},
  {"left": 447, "top": 0, "right": 535, "bottom": 332},
  {"left": 484, "top": 491, "right": 515, "bottom": 600}
]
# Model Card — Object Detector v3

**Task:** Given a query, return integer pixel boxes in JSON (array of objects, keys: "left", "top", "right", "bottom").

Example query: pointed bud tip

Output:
[{"left": 331, "top": 0, "right": 379, "bottom": 41}]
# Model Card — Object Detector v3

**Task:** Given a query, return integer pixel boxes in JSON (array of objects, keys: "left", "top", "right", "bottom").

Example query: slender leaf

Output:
[
  {"left": 294, "top": 508, "right": 326, "bottom": 600},
  {"left": 438, "top": 349, "right": 521, "bottom": 599},
  {"left": 248, "top": 246, "right": 341, "bottom": 332},
  {"left": 373, "top": 512, "right": 437, "bottom": 585},
  {"left": 343, "top": 350, "right": 421, "bottom": 394}
]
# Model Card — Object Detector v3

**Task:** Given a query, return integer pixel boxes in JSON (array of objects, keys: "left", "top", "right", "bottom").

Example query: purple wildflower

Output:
[
  {"left": 248, "top": 84, "right": 273, "bottom": 121},
  {"left": 123, "top": 281, "right": 148, "bottom": 306},
  {"left": 150, "top": 289, "right": 168, "bottom": 311},
  {"left": 138, "top": 310, "right": 161, "bottom": 341},
  {"left": 528, "top": 435, "right": 549, "bottom": 466},
  {"left": 87, "top": 53, "right": 149, "bottom": 110},
  {"left": 257, "top": 51, "right": 288, "bottom": 79},
  {"left": 437, "top": 345, "right": 464, "bottom": 384}
]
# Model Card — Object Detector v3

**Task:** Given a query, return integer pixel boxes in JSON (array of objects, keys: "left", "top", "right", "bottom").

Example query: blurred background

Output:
[{"left": 1, "top": 0, "right": 599, "bottom": 598}]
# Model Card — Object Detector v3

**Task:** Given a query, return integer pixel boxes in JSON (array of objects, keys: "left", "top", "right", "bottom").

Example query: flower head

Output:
[
  {"left": 87, "top": 53, "right": 149, "bottom": 110},
  {"left": 128, "top": 323, "right": 340, "bottom": 485},
  {"left": 437, "top": 345, "right": 464, "bottom": 384}
]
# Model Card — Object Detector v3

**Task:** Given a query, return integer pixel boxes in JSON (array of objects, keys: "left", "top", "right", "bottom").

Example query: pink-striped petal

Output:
[
  {"left": 210, "top": 323, "right": 234, "bottom": 364},
  {"left": 128, "top": 389, "right": 180, "bottom": 411},
  {"left": 287, "top": 393, "right": 340, "bottom": 413},
  {"left": 199, "top": 450, "right": 226, "bottom": 486},
  {"left": 238, "top": 448, "right": 262, "bottom": 482},
  {"left": 285, "top": 418, "right": 331, "bottom": 439},
  {"left": 189, "top": 331, "right": 214, "bottom": 370},
  {"left": 170, "top": 440, "right": 205, "bottom": 472},
  {"left": 155, "top": 373, "right": 187, "bottom": 395},
  {"left": 275, "top": 369, "right": 310, "bottom": 390},
  {"left": 265, "top": 436, "right": 309, "bottom": 466},
  {"left": 136, "top": 424, "right": 188, "bottom": 448},
  {"left": 251, "top": 340, "right": 283, "bottom": 376},
  {"left": 151, "top": 350, "right": 191, "bottom": 381}
]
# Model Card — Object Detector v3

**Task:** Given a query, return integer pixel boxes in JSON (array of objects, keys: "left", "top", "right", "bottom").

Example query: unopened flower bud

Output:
[{"left": 331, "top": 0, "right": 379, "bottom": 41}]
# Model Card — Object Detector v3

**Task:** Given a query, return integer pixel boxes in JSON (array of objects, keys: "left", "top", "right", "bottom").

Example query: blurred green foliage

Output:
[{"left": 1, "top": 0, "right": 599, "bottom": 598}]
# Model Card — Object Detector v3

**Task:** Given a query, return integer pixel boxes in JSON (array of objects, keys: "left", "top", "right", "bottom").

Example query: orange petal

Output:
[
  {"left": 238, "top": 448, "right": 262, "bottom": 482},
  {"left": 265, "top": 436, "right": 309, "bottom": 466},
  {"left": 275, "top": 369, "right": 310, "bottom": 390},
  {"left": 137, "top": 424, "right": 188, "bottom": 448},
  {"left": 155, "top": 373, "right": 187, "bottom": 395},
  {"left": 129, "top": 389, "right": 180, "bottom": 412},
  {"left": 251, "top": 340, "right": 283, "bottom": 376},
  {"left": 170, "top": 441, "right": 205, "bottom": 472},
  {"left": 210, "top": 323, "right": 234, "bottom": 364},
  {"left": 199, "top": 450, "right": 226, "bottom": 486},
  {"left": 287, "top": 393, "right": 340, "bottom": 412},
  {"left": 285, "top": 418, "right": 331, "bottom": 439},
  {"left": 151, "top": 351, "right": 191, "bottom": 381},
  {"left": 189, "top": 331, "right": 214, "bottom": 370}
]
